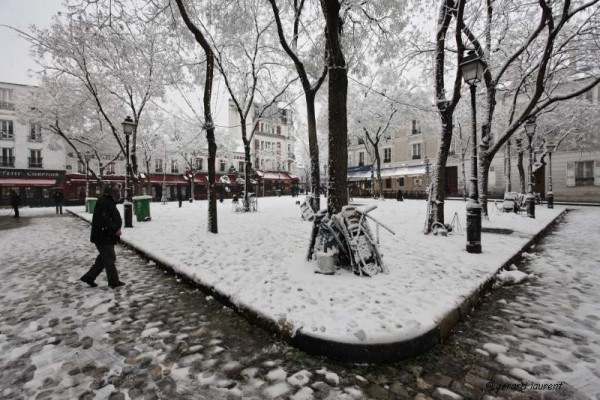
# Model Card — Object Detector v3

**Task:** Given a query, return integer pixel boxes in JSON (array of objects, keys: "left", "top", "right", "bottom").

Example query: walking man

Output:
[
  {"left": 9, "top": 189, "right": 20, "bottom": 218},
  {"left": 54, "top": 190, "right": 64, "bottom": 214},
  {"left": 80, "top": 185, "right": 125, "bottom": 288}
]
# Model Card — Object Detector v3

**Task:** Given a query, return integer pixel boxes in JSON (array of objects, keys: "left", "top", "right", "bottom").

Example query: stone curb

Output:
[{"left": 67, "top": 208, "right": 568, "bottom": 363}]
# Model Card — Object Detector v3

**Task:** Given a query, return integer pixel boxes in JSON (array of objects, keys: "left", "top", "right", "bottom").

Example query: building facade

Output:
[
  {"left": 347, "top": 118, "right": 445, "bottom": 198},
  {"left": 0, "top": 82, "right": 68, "bottom": 207}
]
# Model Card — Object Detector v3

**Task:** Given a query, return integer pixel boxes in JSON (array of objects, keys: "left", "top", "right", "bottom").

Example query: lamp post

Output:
[
  {"left": 546, "top": 141, "right": 555, "bottom": 209},
  {"left": 84, "top": 150, "right": 92, "bottom": 197},
  {"left": 122, "top": 116, "right": 136, "bottom": 228},
  {"left": 524, "top": 118, "right": 537, "bottom": 218},
  {"left": 424, "top": 155, "right": 430, "bottom": 193},
  {"left": 459, "top": 50, "right": 485, "bottom": 254}
]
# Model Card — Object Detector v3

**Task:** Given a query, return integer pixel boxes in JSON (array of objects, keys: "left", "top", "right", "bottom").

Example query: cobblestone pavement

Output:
[{"left": 0, "top": 208, "right": 598, "bottom": 400}]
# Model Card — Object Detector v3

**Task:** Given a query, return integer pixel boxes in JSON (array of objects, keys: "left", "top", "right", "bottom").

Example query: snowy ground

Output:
[
  {"left": 1, "top": 205, "right": 597, "bottom": 399},
  {"left": 472, "top": 207, "right": 600, "bottom": 399},
  {"left": 69, "top": 196, "right": 563, "bottom": 346}
]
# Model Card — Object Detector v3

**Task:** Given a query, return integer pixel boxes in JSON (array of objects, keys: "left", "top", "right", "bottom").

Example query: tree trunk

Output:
[
  {"left": 240, "top": 117, "right": 253, "bottom": 211},
  {"left": 516, "top": 139, "right": 526, "bottom": 193},
  {"left": 174, "top": 0, "right": 218, "bottom": 233},
  {"left": 306, "top": 93, "right": 321, "bottom": 211},
  {"left": 478, "top": 152, "right": 490, "bottom": 217},
  {"left": 504, "top": 140, "right": 512, "bottom": 192},
  {"left": 426, "top": 111, "right": 453, "bottom": 232},
  {"left": 374, "top": 151, "right": 383, "bottom": 199},
  {"left": 322, "top": 0, "right": 348, "bottom": 215}
]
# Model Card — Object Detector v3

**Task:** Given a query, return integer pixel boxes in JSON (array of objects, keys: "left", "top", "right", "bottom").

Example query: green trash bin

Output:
[
  {"left": 86, "top": 197, "right": 98, "bottom": 214},
  {"left": 132, "top": 195, "right": 152, "bottom": 222}
]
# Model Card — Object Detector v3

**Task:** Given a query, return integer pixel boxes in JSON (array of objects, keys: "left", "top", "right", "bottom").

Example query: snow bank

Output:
[{"left": 68, "top": 197, "right": 563, "bottom": 346}]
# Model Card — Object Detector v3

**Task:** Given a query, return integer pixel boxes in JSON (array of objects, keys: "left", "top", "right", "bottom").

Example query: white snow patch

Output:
[
  {"left": 266, "top": 367, "right": 287, "bottom": 382},
  {"left": 482, "top": 343, "right": 508, "bottom": 355},
  {"left": 263, "top": 382, "right": 293, "bottom": 399},
  {"left": 496, "top": 270, "right": 531, "bottom": 285},
  {"left": 287, "top": 370, "right": 312, "bottom": 386},
  {"left": 140, "top": 327, "right": 160, "bottom": 338},
  {"left": 325, "top": 372, "right": 340, "bottom": 386},
  {"left": 290, "top": 386, "right": 314, "bottom": 400},
  {"left": 432, "top": 387, "right": 463, "bottom": 399}
]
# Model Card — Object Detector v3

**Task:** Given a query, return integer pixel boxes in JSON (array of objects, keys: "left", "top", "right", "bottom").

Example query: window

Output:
[
  {"left": 398, "top": 177, "right": 405, "bottom": 187},
  {"left": 29, "top": 149, "right": 42, "bottom": 168},
  {"left": 358, "top": 137, "right": 365, "bottom": 145},
  {"left": 106, "top": 163, "right": 115, "bottom": 175},
  {"left": 359, "top": 152, "right": 365, "bottom": 166},
  {"left": 567, "top": 161, "right": 598, "bottom": 187},
  {"left": 276, "top": 125, "right": 281, "bottom": 135},
  {"left": 411, "top": 120, "right": 421, "bottom": 134},
  {"left": 195, "top": 158, "right": 203, "bottom": 170},
  {"left": 155, "top": 158, "right": 163, "bottom": 172},
  {"left": 238, "top": 161, "right": 244, "bottom": 172},
  {"left": 385, "top": 178, "right": 392, "bottom": 189},
  {"left": 411, "top": 143, "right": 422, "bottom": 160},
  {"left": 77, "top": 161, "right": 85, "bottom": 174},
  {"left": 219, "top": 160, "right": 226, "bottom": 172},
  {"left": 384, "top": 148, "right": 392, "bottom": 163},
  {"left": 0, "top": 89, "right": 14, "bottom": 110},
  {"left": 277, "top": 142, "right": 281, "bottom": 155},
  {"left": 1, "top": 120, "right": 14, "bottom": 139},
  {"left": 29, "top": 123, "right": 42, "bottom": 141},
  {"left": 171, "top": 159, "right": 179, "bottom": 173},
  {"left": 1, "top": 147, "right": 14, "bottom": 167},
  {"left": 348, "top": 153, "right": 353, "bottom": 166},
  {"left": 576, "top": 161, "right": 594, "bottom": 186}
]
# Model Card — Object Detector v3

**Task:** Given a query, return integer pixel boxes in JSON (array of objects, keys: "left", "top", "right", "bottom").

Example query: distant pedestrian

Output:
[
  {"left": 54, "top": 190, "right": 64, "bottom": 214},
  {"left": 219, "top": 186, "right": 225, "bottom": 203},
  {"left": 178, "top": 192, "right": 183, "bottom": 208},
  {"left": 80, "top": 185, "right": 124, "bottom": 289},
  {"left": 9, "top": 189, "right": 20, "bottom": 218}
]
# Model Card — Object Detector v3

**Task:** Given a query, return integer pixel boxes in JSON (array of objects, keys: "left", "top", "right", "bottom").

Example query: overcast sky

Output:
[{"left": 0, "top": 0, "right": 64, "bottom": 85}]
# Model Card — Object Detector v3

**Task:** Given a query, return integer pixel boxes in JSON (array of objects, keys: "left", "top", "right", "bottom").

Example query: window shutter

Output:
[
  {"left": 595, "top": 161, "right": 600, "bottom": 186},
  {"left": 566, "top": 162, "right": 575, "bottom": 187}
]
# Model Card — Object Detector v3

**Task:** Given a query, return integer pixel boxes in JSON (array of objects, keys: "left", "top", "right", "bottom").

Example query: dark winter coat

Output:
[
  {"left": 90, "top": 194, "right": 122, "bottom": 245},
  {"left": 54, "top": 191, "right": 64, "bottom": 204},
  {"left": 10, "top": 192, "right": 20, "bottom": 207}
]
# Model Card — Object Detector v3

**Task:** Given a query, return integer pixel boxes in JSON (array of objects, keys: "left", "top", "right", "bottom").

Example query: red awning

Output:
[{"left": 0, "top": 178, "right": 57, "bottom": 187}]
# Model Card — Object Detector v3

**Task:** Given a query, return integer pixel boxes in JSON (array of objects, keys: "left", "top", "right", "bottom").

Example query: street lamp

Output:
[
  {"left": 546, "top": 141, "right": 555, "bottom": 209},
  {"left": 524, "top": 118, "right": 537, "bottom": 218},
  {"left": 459, "top": 50, "right": 485, "bottom": 254},
  {"left": 122, "top": 115, "right": 136, "bottom": 228},
  {"left": 84, "top": 150, "right": 92, "bottom": 198},
  {"left": 423, "top": 156, "right": 431, "bottom": 190}
]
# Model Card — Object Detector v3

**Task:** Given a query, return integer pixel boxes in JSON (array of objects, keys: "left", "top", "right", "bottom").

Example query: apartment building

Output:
[{"left": 0, "top": 82, "right": 67, "bottom": 207}]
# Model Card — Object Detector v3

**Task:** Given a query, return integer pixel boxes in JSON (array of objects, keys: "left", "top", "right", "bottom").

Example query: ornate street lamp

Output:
[
  {"left": 459, "top": 50, "right": 485, "bottom": 254},
  {"left": 546, "top": 141, "right": 555, "bottom": 209},
  {"left": 524, "top": 118, "right": 537, "bottom": 218},
  {"left": 122, "top": 116, "right": 137, "bottom": 228}
]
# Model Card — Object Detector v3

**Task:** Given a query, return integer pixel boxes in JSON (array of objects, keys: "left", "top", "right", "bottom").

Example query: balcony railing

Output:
[
  {"left": 155, "top": 168, "right": 163, "bottom": 173},
  {"left": 28, "top": 135, "right": 43, "bottom": 142},
  {"left": 0, "top": 156, "right": 15, "bottom": 167},
  {"left": 412, "top": 154, "right": 421, "bottom": 160},
  {"left": 0, "top": 101, "right": 15, "bottom": 111},
  {"left": 0, "top": 132, "right": 14, "bottom": 140},
  {"left": 28, "top": 157, "right": 43, "bottom": 168}
]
